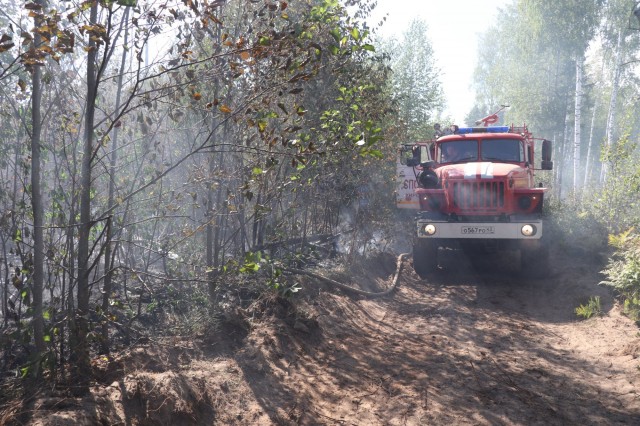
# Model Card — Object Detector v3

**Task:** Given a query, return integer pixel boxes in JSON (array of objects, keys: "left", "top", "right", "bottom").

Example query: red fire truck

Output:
[{"left": 397, "top": 123, "right": 553, "bottom": 278}]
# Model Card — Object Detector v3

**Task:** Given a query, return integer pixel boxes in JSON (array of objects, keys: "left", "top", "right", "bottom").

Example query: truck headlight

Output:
[
  {"left": 521, "top": 224, "right": 537, "bottom": 236},
  {"left": 423, "top": 224, "right": 437, "bottom": 236}
]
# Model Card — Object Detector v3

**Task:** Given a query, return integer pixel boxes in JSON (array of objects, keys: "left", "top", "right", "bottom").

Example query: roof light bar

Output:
[{"left": 455, "top": 126, "right": 510, "bottom": 134}]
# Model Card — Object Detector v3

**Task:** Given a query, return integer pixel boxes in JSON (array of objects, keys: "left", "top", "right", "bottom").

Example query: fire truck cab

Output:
[{"left": 397, "top": 125, "right": 553, "bottom": 278}]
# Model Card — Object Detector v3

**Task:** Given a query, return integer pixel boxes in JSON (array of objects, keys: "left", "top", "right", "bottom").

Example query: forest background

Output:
[{"left": 0, "top": 0, "right": 639, "bottom": 403}]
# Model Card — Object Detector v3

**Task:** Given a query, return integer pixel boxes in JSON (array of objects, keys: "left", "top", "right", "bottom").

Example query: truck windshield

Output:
[
  {"left": 439, "top": 140, "right": 478, "bottom": 163},
  {"left": 481, "top": 138, "right": 523, "bottom": 162}
]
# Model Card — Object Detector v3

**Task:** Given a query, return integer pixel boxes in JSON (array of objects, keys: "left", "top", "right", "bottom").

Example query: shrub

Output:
[{"left": 600, "top": 228, "right": 640, "bottom": 320}]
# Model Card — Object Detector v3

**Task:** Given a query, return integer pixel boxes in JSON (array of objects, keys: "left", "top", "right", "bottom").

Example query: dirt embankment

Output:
[{"left": 8, "top": 247, "right": 640, "bottom": 425}]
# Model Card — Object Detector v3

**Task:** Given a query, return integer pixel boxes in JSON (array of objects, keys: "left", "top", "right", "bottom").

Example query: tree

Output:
[
  {"left": 29, "top": 0, "right": 47, "bottom": 371},
  {"left": 602, "top": 30, "right": 624, "bottom": 183},
  {"left": 0, "top": 0, "right": 395, "bottom": 396},
  {"left": 385, "top": 18, "right": 443, "bottom": 141},
  {"left": 472, "top": 0, "right": 602, "bottom": 196},
  {"left": 573, "top": 57, "right": 583, "bottom": 193}
]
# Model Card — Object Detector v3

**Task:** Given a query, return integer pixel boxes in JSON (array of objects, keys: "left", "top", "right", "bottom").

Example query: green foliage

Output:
[
  {"left": 382, "top": 18, "right": 443, "bottom": 140},
  {"left": 318, "top": 84, "right": 384, "bottom": 156},
  {"left": 623, "top": 298, "right": 640, "bottom": 322},
  {"left": 546, "top": 129, "right": 640, "bottom": 255},
  {"left": 269, "top": 269, "right": 301, "bottom": 298},
  {"left": 575, "top": 296, "right": 602, "bottom": 319},
  {"left": 473, "top": 1, "right": 602, "bottom": 136},
  {"left": 238, "top": 251, "right": 302, "bottom": 297},
  {"left": 521, "top": 0, "right": 603, "bottom": 54},
  {"left": 595, "top": 134, "right": 640, "bottom": 232},
  {"left": 115, "top": 0, "right": 137, "bottom": 6},
  {"left": 600, "top": 228, "right": 640, "bottom": 320},
  {"left": 240, "top": 251, "right": 264, "bottom": 273},
  {"left": 0, "top": 0, "right": 398, "bottom": 392}
]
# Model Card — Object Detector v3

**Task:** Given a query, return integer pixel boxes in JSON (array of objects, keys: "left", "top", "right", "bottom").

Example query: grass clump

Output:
[{"left": 575, "top": 296, "right": 602, "bottom": 319}]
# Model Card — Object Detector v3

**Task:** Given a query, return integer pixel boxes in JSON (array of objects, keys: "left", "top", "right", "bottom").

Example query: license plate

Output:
[{"left": 461, "top": 226, "right": 495, "bottom": 235}]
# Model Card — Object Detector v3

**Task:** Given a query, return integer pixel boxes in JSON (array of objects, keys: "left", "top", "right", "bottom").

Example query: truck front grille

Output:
[{"left": 452, "top": 181, "right": 505, "bottom": 210}]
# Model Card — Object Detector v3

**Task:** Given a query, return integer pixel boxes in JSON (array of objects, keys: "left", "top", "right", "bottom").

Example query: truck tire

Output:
[
  {"left": 413, "top": 239, "right": 438, "bottom": 278},
  {"left": 521, "top": 243, "right": 550, "bottom": 278}
]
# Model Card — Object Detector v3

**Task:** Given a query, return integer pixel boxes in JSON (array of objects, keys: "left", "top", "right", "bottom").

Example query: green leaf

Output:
[
  {"left": 240, "top": 262, "right": 258, "bottom": 273},
  {"left": 350, "top": 28, "right": 360, "bottom": 41},
  {"left": 239, "top": 252, "right": 263, "bottom": 273},
  {"left": 329, "top": 28, "right": 341, "bottom": 43},
  {"left": 362, "top": 44, "right": 375, "bottom": 52},
  {"left": 366, "top": 149, "right": 383, "bottom": 158}
]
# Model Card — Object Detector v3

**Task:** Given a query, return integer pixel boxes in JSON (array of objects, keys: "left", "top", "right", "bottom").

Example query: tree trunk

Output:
[
  {"left": 207, "top": 77, "right": 220, "bottom": 303},
  {"left": 206, "top": 175, "right": 216, "bottom": 302},
  {"left": 584, "top": 57, "right": 606, "bottom": 188},
  {"left": 601, "top": 30, "right": 623, "bottom": 184},
  {"left": 557, "top": 101, "right": 572, "bottom": 199},
  {"left": 573, "top": 57, "right": 583, "bottom": 193},
  {"left": 583, "top": 96, "right": 598, "bottom": 188},
  {"left": 73, "top": 1, "right": 99, "bottom": 396},
  {"left": 30, "top": 0, "right": 46, "bottom": 367},
  {"left": 101, "top": 7, "right": 130, "bottom": 355}
]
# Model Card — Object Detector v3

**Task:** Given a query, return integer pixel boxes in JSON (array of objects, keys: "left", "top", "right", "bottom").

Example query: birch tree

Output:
[
  {"left": 474, "top": 0, "right": 602, "bottom": 196},
  {"left": 601, "top": 30, "right": 623, "bottom": 183},
  {"left": 573, "top": 57, "right": 583, "bottom": 193}
]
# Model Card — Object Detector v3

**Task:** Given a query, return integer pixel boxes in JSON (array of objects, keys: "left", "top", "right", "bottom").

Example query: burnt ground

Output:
[{"left": 3, "top": 245, "right": 640, "bottom": 425}]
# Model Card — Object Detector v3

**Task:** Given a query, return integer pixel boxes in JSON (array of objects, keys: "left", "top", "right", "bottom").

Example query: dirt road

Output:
[
  {"left": 23, "top": 247, "right": 640, "bottom": 425},
  {"left": 234, "top": 248, "right": 639, "bottom": 425}
]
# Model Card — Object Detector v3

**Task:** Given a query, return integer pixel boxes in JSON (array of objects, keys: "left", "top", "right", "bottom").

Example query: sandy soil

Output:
[{"left": 11, "top": 246, "right": 640, "bottom": 425}]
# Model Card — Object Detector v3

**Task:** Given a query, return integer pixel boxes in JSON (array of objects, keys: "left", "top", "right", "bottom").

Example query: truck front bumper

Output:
[{"left": 416, "top": 217, "right": 543, "bottom": 240}]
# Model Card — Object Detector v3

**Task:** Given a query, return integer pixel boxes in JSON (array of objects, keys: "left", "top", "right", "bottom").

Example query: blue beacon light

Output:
[{"left": 456, "top": 126, "right": 510, "bottom": 134}]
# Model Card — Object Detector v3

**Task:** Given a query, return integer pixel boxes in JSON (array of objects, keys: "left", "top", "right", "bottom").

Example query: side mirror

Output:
[
  {"left": 405, "top": 158, "right": 420, "bottom": 167},
  {"left": 541, "top": 139, "right": 553, "bottom": 170}
]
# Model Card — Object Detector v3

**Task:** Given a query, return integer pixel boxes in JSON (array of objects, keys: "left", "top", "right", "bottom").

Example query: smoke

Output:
[{"left": 334, "top": 202, "right": 412, "bottom": 258}]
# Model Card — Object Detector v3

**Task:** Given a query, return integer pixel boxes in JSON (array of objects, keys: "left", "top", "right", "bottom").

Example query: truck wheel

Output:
[
  {"left": 413, "top": 239, "right": 438, "bottom": 278},
  {"left": 521, "top": 244, "right": 550, "bottom": 278}
]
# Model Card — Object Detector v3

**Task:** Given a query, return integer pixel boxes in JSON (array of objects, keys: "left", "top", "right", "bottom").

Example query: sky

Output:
[{"left": 371, "top": 0, "right": 511, "bottom": 125}]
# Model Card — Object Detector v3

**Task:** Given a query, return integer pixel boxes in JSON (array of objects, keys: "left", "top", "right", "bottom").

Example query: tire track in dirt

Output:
[
  {"left": 316, "top": 248, "right": 640, "bottom": 424},
  {"left": 21, "top": 249, "right": 640, "bottom": 425},
  {"left": 284, "top": 248, "right": 640, "bottom": 425}
]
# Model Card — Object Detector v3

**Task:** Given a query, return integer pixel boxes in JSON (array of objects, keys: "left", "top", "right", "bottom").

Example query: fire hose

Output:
[{"left": 283, "top": 252, "right": 410, "bottom": 298}]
